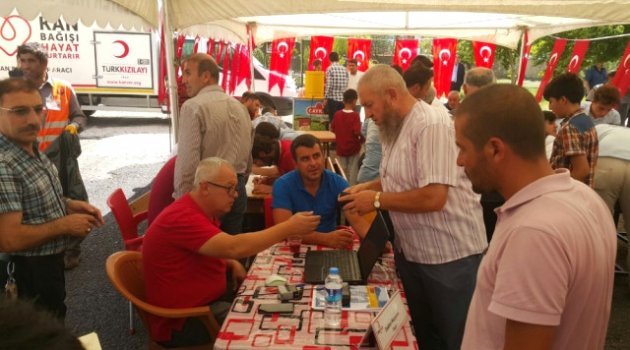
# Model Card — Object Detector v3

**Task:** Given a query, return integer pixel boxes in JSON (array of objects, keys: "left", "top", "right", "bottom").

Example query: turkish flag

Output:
[
  {"left": 517, "top": 31, "right": 531, "bottom": 87},
  {"left": 348, "top": 38, "right": 372, "bottom": 72},
  {"left": 535, "top": 39, "right": 567, "bottom": 102},
  {"left": 309, "top": 36, "right": 334, "bottom": 70},
  {"left": 193, "top": 35, "right": 201, "bottom": 53},
  {"left": 229, "top": 44, "right": 241, "bottom": 95},
  {"left": 393, "top": 39, "right": 418, "bottom": 71},
  {"left": 237, "top": 45, "right": 252, "bottom": 91},
  {"left": 566, "top": 40, "right": 590, "bottom": 73},
  {"left": 269, "top": 37, "right": 295, "bottom": 95},
  {"left": 472, "top": 41, "right": 496, "bottom": 68},
  {"left": 216, "top": 40, "right": 226, "bottom": 64},
  {"left": 221, "top": 43, "right": 231, "bottom": 92},
  {"left": 432, "top": 38, "right": 458, "bottom": 99},
  {"left": 157, "top": 22, "right": 168, "bottom": 106},
  {"left": 175, "top": 34, "right": 185, "bottom": 60},
  {"left": 612, "top": 40, "right": 630, "bottom": 97},
  {"left": 207, "top": 38, "right": 215, "bottom": 57}
]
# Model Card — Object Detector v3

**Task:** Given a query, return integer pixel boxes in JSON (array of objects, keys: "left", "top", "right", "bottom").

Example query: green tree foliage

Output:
[{"left": 530, "top": 25, "right": 630, "bottom": 78}]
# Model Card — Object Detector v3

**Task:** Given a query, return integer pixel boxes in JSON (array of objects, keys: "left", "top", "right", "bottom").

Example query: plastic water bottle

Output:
[{"left": 324, "top": 267, "right": 343, "bottom": 327}]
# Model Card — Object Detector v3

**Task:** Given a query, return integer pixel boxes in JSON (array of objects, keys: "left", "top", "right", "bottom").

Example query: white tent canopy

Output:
[
  {"left": 107, "top": 0, "right": 630, "bottom": 48},
  {"left": 1, "top": 0, "right": 151, "bottom": 30}
]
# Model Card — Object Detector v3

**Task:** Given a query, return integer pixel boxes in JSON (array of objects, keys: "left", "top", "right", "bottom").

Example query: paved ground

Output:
[{"left": 64, "top": 116, "right": 629, "bottom": 349}]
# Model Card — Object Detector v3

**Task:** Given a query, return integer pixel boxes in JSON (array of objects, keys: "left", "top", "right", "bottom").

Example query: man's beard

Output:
[{"left": 379, "top": 106, "right": 403, "bottom": 145}]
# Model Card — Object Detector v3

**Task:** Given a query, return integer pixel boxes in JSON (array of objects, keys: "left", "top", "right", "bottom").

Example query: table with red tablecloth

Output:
[{"left": 214, "top": 240, "right": 418, "bottom": 350}]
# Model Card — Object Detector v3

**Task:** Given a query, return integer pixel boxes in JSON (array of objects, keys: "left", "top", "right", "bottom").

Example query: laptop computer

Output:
[{"left": 304, "top": 210, "right": 391, "bottom": 285}]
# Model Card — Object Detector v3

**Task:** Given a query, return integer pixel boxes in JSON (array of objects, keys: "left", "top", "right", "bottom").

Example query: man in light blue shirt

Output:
[{"left": 357, "top": 118, "right": 381, "bottom": 183}]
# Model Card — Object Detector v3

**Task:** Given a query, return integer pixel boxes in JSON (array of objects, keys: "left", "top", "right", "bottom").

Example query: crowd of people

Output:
[{"left": 0, "top": 41, "right": 627, "bottom": 350}]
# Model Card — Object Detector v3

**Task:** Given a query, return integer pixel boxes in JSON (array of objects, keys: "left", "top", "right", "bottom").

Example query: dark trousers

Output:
[
  {"left": 326, "top": 99, "right": 344, "bottom": 128},
  {"left": 395, "top": 251, "right": 481, "bottom": 350},
  {"left": 158, "top": 279, "right": 234, "bottom": 348},
  {"left": 11, "top": 253, "right": 67, "bottom": 320},
  {"left": 220, "top": 174, "right": 247, "bottom": 235}
]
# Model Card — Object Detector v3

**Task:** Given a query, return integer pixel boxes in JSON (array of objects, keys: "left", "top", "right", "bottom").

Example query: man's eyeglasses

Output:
[
  {"left": 204, "top": 181, "right": 238, "bottom": 196},
  {"left": 0, "top": 105, "right": 47, "bottom": 117}
]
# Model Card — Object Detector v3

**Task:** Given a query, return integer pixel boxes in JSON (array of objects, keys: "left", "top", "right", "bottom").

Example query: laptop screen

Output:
[{"left": 357, "top": 210, "right": 391, "bottom": 280}]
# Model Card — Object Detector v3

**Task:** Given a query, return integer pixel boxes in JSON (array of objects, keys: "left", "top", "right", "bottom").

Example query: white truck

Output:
[{"left": 0, "top": 12, "right": 296, "bottom": 115}]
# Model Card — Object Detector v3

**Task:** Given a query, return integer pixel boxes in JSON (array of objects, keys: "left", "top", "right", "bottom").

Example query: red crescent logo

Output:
[
  {"left": 0, "top": 16, "right": 32, "bottom": 56},
  {"left": 113, "top": 40, "right": 129, "bottom": 58}
]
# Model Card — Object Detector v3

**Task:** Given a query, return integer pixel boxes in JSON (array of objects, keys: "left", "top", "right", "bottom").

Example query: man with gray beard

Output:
[{"left": 343, "top": 65, "right": 487, "bottom": 350}]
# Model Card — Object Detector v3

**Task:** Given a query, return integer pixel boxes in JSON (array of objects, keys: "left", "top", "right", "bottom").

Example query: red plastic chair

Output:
[
  {"left": 107, "top": 188, "right": 149, "bottom": 333},
  {"left": 107, "top": 188, "right": 147, "bottom": 251}
]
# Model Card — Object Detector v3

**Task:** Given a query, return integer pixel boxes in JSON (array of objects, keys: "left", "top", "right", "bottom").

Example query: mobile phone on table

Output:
[{"left": 259, "top": 303, "right": 294, "bottom": 314}]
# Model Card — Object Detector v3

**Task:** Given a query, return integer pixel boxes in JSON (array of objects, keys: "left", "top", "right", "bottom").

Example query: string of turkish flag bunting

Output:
[{"left": 159, "top": 33, "right": 630, "bottom": 100}]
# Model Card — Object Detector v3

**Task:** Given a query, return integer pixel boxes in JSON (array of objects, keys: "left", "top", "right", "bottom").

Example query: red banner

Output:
[
  {"left": 472, "top": 41, "right": 496, "bottom": 68},
  {"left": 612, "top": 40, "right": 630, "bottom": 97},
  {"left": 566, "top": 40, "right": 590, "bottom": 73},
  {"left": 237, "top": 45, "right": 252, "bottom": 91},
  {"left": 347, "top": 38, "right": 372, "bottom": 72},
  {"left": 392, "top": 39, "right": 418, "bottom": 71},
  {"left": 308, "top": 36, "right": 334, "bottom": 71},
  {"left": 207, "top": 38, "right": 215, "bottom": 57},
  {"left": 269, "top": 37, "right": 295, "bottom": 95},
  {"left": 432, "top": 38, "right": 458, "bottom": 99},
  {"left": 216, "top": 40, "right": 226, "bottom": 64},
  {"left": 517, "top": 31, "right": 531, "bottom": 87},
  {"left": 535, "top": 39, "right": 567, "bottom": 102}
]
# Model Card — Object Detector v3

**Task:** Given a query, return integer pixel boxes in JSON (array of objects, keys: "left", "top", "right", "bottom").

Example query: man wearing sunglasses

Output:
[
  {"left": 143, "top": 157, "right": 319, "bottom": 347},
  {"left": 0, "top": 78, "right": 104, "bottom": 319},
  {"left": 16, "top": 42, "right": 89, "bottom": 270}
]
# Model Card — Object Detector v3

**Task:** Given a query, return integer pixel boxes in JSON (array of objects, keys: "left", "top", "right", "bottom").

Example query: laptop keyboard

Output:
[{"left": 311, "top": 250, "right": 361, "bottom": 283}]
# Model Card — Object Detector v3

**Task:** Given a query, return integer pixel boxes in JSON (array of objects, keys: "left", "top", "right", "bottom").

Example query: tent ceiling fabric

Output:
[{"left": 1, "top": 0, "right": 151, "bottom": 29}]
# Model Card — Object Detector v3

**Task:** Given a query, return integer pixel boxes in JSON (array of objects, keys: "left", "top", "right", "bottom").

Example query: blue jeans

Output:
[
  {"left": 220, "top": 174, "right": 247, "bottom": 235},
  {"left": 395, "top": 251, "right": 481, "bottom": 350}
]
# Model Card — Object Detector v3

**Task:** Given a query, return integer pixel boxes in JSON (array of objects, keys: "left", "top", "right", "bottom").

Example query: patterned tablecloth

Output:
[{"left": 214, "top": 240, "right": 418, "bottom": 350}]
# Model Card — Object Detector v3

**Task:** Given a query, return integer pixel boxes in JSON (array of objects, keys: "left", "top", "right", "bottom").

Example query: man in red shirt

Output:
[{"left": 142, "top": 157, "right": 319, "bottom": 348}]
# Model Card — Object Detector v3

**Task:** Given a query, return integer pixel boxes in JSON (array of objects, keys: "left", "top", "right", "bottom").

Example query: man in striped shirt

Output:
[{"left": 344, "top": 65, "right": 487, "bottom": 350}]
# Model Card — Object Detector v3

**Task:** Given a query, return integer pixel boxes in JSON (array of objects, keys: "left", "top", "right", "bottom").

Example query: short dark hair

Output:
[
  {"left": 313, "top": 59, "right": 322, "bottom": 67},
  {"left": 543, "top": 72, "right": 585, "bottom": 104},
  {"left": 188, "top": 53, "right": 219, "bottom": 82},
  {"left": 0, "top": 78, "right": 39, "bottom": 105},
  {"left": 252, "top": 134, "right": 279, "bottom": 162},
  {"left": 290, "top": 134, "right": 321, "bottom": 161},
  {"left": 410, "top": 55, "right": 433, "bottom": 68},
  {"left": 255, "top": 121, "right": 280, "bottom": 139},
  {"left": 456, "top": 84, "right": 546, "bottom": 160},
  {"left": 347, "top": 58, "right": 358, "bottom": 65},
  {"left": 241, "top": 91, "right": 260, "bottom": 102},
  {"left": 592, "top": 84, "right": 621, "bottom": 106},
  {"left": 343, "top": 89, "right": 358, "bottom": 103},
  {"left": 0, "top": 299, "right": 84, "bottom": 350},
  {"left": 543, "top": 110, "right": 556, "bottom": 123},
  {"left": 329, "top": 52, "right": 339, "bottom": 62},
  {"left": 17, "top": 43, "right": 48, "bottom": 65},
  {"left": 403, "top": 62, "right": 434, "bottom": 88}
]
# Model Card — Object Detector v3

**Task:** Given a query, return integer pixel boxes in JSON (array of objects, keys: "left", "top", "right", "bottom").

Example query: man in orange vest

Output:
[{"left": 17, "top": 43, "right": 88, "bottom": 270}]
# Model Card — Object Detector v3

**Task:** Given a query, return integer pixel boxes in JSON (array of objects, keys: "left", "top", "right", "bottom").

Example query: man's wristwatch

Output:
[{"left": 374, "top": 191, "right": 381, "bottom": 209}]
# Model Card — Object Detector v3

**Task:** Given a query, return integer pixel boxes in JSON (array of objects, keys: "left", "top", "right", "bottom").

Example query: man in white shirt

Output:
[
  {"left": 344, "top": 65, "right": 487, "bottom": 350},
  {"left": 582, "top": 84, "right": 621, "bottom": 125}
]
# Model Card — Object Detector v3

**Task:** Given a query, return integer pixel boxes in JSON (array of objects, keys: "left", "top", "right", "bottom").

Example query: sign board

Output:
[
  {"left": 362, "top": 291, "right": 408, "bottom": 349},
  {"left": 293, "top": 98, "right": 328, "bottom": 131},
  {"left": 93, "top": 32, "right": 154, "bottom": 89}
]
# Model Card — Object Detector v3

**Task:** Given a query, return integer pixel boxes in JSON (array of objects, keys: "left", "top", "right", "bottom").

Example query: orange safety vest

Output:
[{"left": 38, "top": 79, "right": 71, "bottom": 152}]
